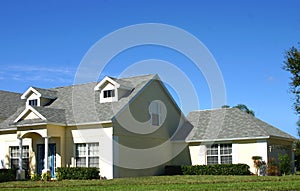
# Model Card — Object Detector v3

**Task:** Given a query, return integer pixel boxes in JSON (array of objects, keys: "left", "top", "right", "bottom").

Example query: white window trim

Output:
[
  {"left": 75, "top": 143, "right": 99, "bottom": 168},
  {"left": 149, "top": 101, "right": 162, "bottom": 126},
  {"left": 206, "top": 143, "right": 232, "bottom": 165}
]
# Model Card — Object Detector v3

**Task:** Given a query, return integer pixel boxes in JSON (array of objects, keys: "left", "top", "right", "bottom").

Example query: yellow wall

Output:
[{"left": 113, "top": 80, "right": 191, "bottom": 177}]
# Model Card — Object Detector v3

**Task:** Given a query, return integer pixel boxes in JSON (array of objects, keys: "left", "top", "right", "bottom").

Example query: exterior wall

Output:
[
  {"left": 47, "top": 124, "right": 66, "bottom": 168},
  {"left": 23, "top": 111, "right": 40, "bottom": 120},
  {"left": 235, "top": 140, "right": 268, "bottom": 173},
  {"left": 0, "top": 131, "right": 32, "bottom": 169},
  {"left": 66, "top": 125, "right": 114, "bottom": 179},
  {"left": 113, "top": 80, "right": 191, "bottom": 178},
  {"left": 99, "top": 82, "right": 118, "bottom": 103},
  {"left": 189, "top": 140, "right": 268, "bottom": 174}
]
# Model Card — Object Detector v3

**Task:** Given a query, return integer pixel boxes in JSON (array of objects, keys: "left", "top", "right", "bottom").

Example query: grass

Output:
[{"left": 1, "top": 175, "right": 300, "bottom": 191}]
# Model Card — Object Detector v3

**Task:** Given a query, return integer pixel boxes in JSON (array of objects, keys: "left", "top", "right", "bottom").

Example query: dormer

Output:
[
  {"left": 94, "top": 76, "right": 133, "bottom": 103},
  {"left": 21, "top": 87, "right": 57, "bottom": 107}
]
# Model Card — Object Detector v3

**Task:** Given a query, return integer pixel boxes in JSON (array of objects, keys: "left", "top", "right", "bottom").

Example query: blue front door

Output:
[
  {"left": 37, "top": 144, "right": 56, "bottom": 178},
  {"left": 48, "top": 144, "right": 56, "bottom": 178}
]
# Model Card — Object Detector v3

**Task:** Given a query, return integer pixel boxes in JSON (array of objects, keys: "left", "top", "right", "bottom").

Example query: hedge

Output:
[
  {"left": 56, "top": 167, "right": 100, "bottom": 180},
  {"left": 0, "top": 169, "right": 16, "bottom": 182},
  {"left": 166, "top": 164, "right": 251, "bottom": 176}
]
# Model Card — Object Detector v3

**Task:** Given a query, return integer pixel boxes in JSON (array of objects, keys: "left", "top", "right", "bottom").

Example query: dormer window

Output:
[
  {"left": 28, "top": 99, "right": 38, "bottom": 106},
  {"left": 94, "top": 76, "right": 133, "bottom": 103},
  {"left": 103, "top": 90, "right": 115, "bottom": 98}
]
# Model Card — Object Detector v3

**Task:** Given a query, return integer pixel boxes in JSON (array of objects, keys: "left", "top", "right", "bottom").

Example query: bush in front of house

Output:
[
  {"left": 166, "top": 164, "right": 251, "bottom": 176},
  {"left": 56, "top": 167, "right": 100, "bottom": 180},
  {"left": 278, "top": 154, "right": 292, "bottom": 175},
  {"left": 0, "top": 169, "right": 16, "bottom": 182}
]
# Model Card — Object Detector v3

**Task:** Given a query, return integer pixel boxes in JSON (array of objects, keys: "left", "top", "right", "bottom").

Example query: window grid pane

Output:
[
  {"left": 221, "top": 156, "right": 232, "bottom": 164},
  {"left": 10, "top": 146, "right": 29, "bottom": 170},
  {"left": 206, "top": 144, "right": 218, "bottom": 155},
  {"left": 76, "top": 157, "right": 86, "bottom": 167},
  {"left": 88, "top": 143, "right": 99, "bottom": 156},
  {"left": 207, "top": 156, "right": 218, "bottom": 164},
  {"left": 76, "top": 144, "right": 86, "bottom": 157},
  {"left": 220, "top": 144, "right": 232, "bottom": 155},
  {"left": 88, "top": 157, "right": 99, "bottom": 168},
  {"left": 151, "top": 113, "right": 159, "bottom": 126},
  {"left": 75, "top": 143, "right": 99, "bottom": 168},
  {"left": 206, "top": 144, "right": 232, "bottom": 165}
]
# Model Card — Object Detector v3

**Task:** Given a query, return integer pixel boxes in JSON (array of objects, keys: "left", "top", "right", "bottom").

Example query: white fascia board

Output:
[
  {"left": 94, "top": 76, "right": 120, "bottom": 91},
  {"left": 186, "top": 136, "right": 270, "bottom": 143},
  {"left": 0, "top": 127, "right": 17, "bottom": 131},
  {"left": 13, "top": 106, "right": 46, "bottom": 123},
  {"left": 21, "top": 87, "right": 41, "bottom": 99},
  {"left": 68, "top": 120, "right": 113, "bottom": 127},
  {"left": 16, "top": 122, "right": 47, "bottom": 127}
]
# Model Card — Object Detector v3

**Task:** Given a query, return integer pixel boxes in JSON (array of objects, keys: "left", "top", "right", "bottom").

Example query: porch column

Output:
[
  {"left": 18, "top": 137, "right": 23, "bottom": 170},
  {"left": 16, "top": 137, "right": 25, "bottom": 180},
  {"left": 43, "top": 137, "right": 49, "bottom": 172}
]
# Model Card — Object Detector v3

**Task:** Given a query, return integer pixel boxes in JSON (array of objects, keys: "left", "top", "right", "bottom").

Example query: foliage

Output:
[
  {"left": 221, "top": 104, "right": 255, "bottom": 116},
  {"left": 0, "top": 169, "right": 16, "bottom": 182},
  {"left": 278, "top": 154, "right": 292, "bottom": 175},
  {"left": 233, "top": 104, "right": 255, "bottom": 116},
  {"left": 165, "top": 165, "right": 183, "bottom": 175},
  {"left": 41, "top": 171, "right": 51, "bottom": 181},
  {"left": 251, "top": 156, "right": 265, "bottom": 175},
  {"left": 2, "top": 175, "right": 300, "bottom": 191},
  {"left": 180, "top": 164, "right": 251, "bottom": 175},
  {"left": 294, "top": 140, "right": 300, "bottom": 170},
  {"left": 282, "top": 43, "right": 300, "bottom": 136},
  {"left": 56, "top": 167, "right": 100, "bottom": 180},
  {"left": 30, "top": 173, "right": 40, "bottom": 181},
  {"left": 267, "top": 158, "right": 279, "bottom": 176}
]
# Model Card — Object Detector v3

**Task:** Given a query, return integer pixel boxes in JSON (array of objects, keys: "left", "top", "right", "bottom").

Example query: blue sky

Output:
[{"left": 0, "top": 0, "right": 300, "bottom": 137}]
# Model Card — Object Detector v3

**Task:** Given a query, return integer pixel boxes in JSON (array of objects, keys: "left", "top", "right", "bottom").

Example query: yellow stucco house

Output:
[
  {"left": 0, "top": 74, "right": 296, "bottom": 179},
  {"left": 187, "top": 108, "right": 296, "bottom": 174},
  {"left": 0, "top": 74, "right": 192, "bottom": 179}
]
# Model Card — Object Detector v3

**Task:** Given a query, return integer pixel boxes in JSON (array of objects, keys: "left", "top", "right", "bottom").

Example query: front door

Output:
[{"left": 37, "top": 144, "right": 56, "bottom": 178}]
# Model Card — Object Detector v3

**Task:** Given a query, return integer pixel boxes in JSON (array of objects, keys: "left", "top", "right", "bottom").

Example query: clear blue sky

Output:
[{"left": 0, "top": 0, "right": 299, "bottom": 137}]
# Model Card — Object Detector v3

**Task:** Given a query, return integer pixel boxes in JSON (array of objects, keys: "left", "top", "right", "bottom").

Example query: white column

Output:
[
  {"left": 44, "top": 137, "right": 49, "bottom": 171},
  {"left": 16, "top": 137, "right": 25, "bottom": 180},
  {"left": 18, "top": 137, "right": 23, "bottom": 170}
]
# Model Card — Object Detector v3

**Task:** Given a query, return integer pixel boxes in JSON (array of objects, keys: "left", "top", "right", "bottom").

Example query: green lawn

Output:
[{"left": 1, "top": 175, "right": 300, "bottom": 191}]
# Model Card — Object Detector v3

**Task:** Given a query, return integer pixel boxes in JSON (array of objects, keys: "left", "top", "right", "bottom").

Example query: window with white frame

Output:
[
  {"left": 149, "top": 101, "right": 162, "bottom": 126},
  {"left": 103, "top": 90, "right": 115, "bottom": 98},
  {"left": 28, "top": 99, "right": 38, "bottom": 106},
  {"left": 10, "top": 146, "right": 29, "bottom": 170},
  {"left": 75, "top": 143, "right": 99, "bottom": 168},
  {"left": 206, "top": 144, "right": 232, "bottom": 164}
]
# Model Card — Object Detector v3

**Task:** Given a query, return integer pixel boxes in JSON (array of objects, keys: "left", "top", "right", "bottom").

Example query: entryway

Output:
[{"left": 37, "top": 144, "right": 56, "bottom": 178}]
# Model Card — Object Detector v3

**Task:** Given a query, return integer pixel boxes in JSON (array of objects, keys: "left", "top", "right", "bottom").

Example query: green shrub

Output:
[
  {"left": 181, "top": 164, "right": 251, "bottom": 175},
  {"left": 56, "top": 167, "right": 100, "bottom": 180},
  {"left": 30, "top": 173, "right": 40, "bottom": 181},
  {"left": 165, "top": 165, "right": 183, "bottom": 175},
  {"left": 279, "top": 154, "right": 292, "bottom": 175},
  {"left": 0, "top": 169, "right": 16, "bottom": 182},
  {"left": 41, "top": 171, "right": 51, "bottom": 181}
]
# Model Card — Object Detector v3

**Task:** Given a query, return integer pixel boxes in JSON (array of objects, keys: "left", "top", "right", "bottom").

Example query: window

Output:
[
  {"left": 103, "top": 90, "right": 115, "bottom": 98},
  {"left": 10, "top": 146, "right": 29, "bottom": 170},
  {"left": 206, "top": 144, "right": 232, "bottom": 164},
  {"left": 28, "top": 99, "right": 38, "bottom": 106},
  {"left": 75, "top": 143, "right": 99, "bottom": 168},
  {"left": 149, "top": 101, "right": 162, "bottom": 126}
]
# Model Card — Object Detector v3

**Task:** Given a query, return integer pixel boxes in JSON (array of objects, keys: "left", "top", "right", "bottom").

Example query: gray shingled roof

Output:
[
  {"left": 32, "top": 87, "right": 57, "bottom": 99},
  {"left": 187, "top": 108, "right": 295, "bottom": 142},
  {"left": 0, "top": 74, "right": 156, "bottom": 128},
  {"left": 0, "top": 90, "right": 25, "bottom": 121}
]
